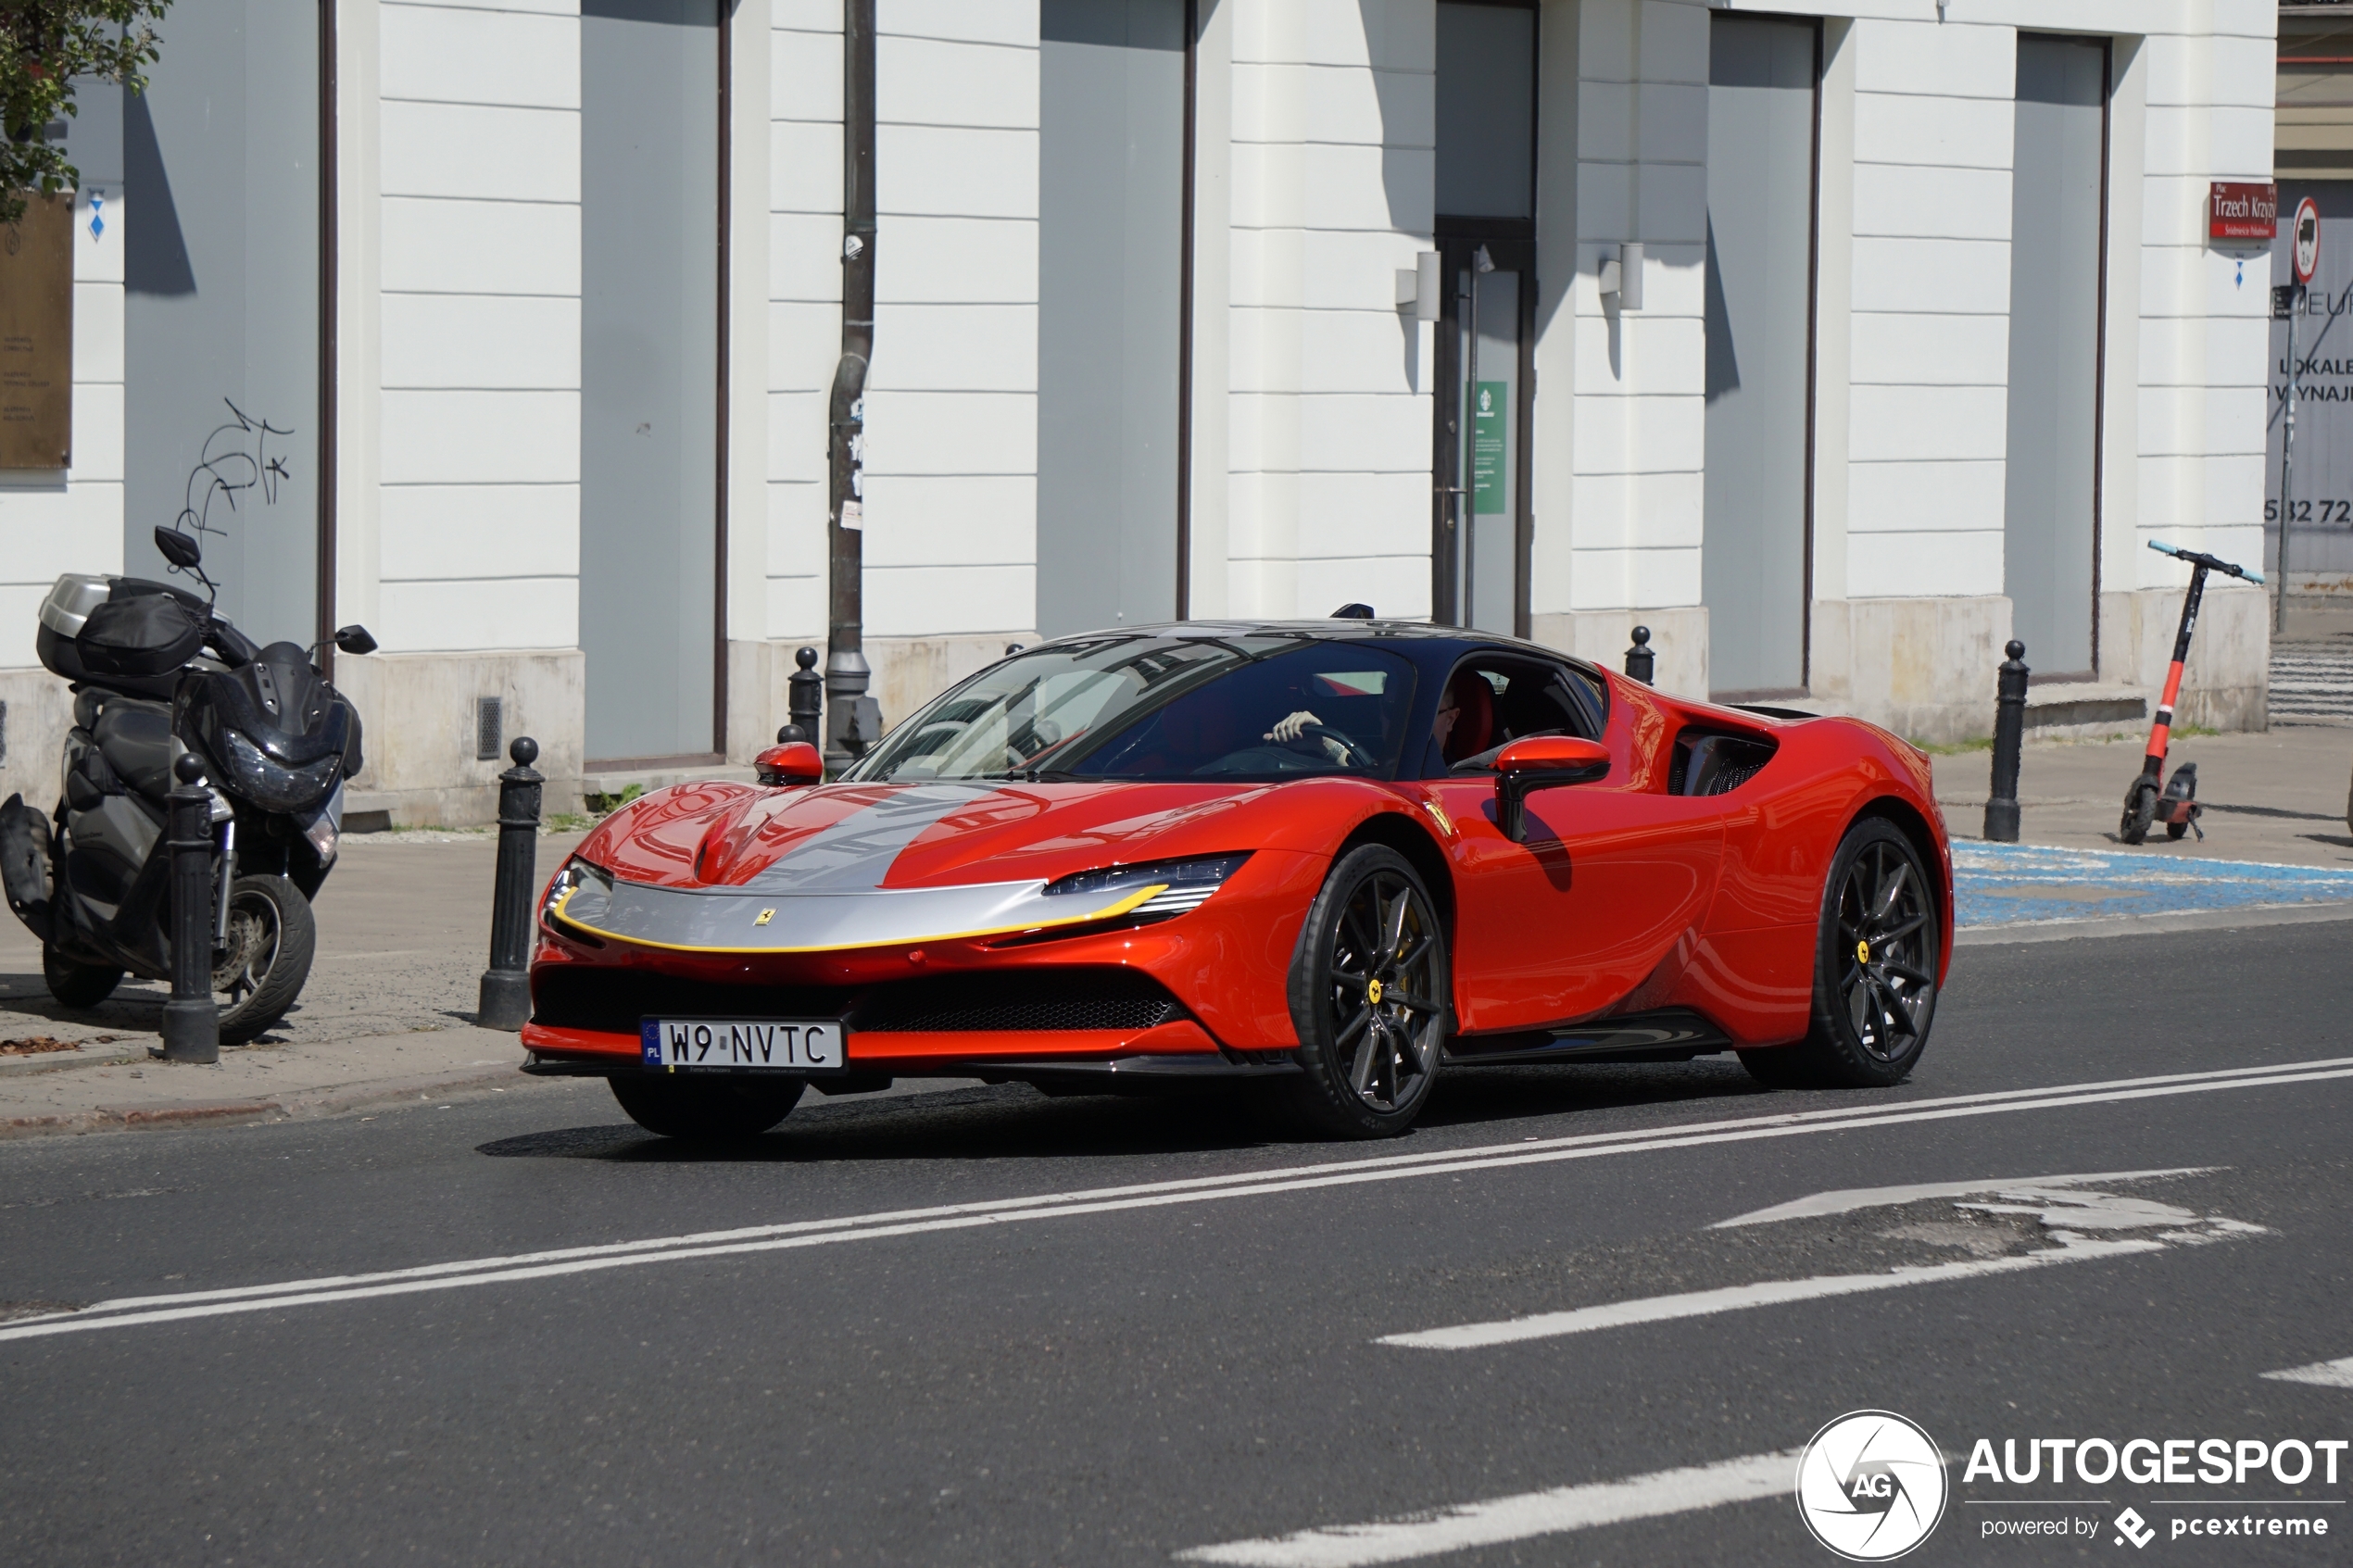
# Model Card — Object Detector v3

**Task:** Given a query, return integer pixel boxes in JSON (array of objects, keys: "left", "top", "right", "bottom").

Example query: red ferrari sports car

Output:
[{"left": 521, "top": 620, "right": 1952, "bottom": 1139}]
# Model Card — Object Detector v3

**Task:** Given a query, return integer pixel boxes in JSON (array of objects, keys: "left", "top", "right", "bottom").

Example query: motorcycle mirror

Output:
[
  {"left": 332, "top": 625, "right": 378, "bottom": 656},
  {"left": 153, "top": 527, "right": 203, "bottom": 571}
]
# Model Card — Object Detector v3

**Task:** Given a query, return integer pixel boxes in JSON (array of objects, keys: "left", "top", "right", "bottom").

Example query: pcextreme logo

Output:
[{"left": 1796, "top": 1411, "right": 1950, "bottom": 1562}]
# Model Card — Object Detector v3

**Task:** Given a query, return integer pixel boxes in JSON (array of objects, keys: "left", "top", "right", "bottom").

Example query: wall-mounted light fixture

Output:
[
  {"left": 1600, "top": 242, "right": 1644, "bottom": 310},
  {"left": 1394, "top": 251, "right": 1441, "bottom": 322}
]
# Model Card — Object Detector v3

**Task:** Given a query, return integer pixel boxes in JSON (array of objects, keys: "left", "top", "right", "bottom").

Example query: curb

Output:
[
  {"left": 0, "top": 1098, "right": 277, "bottom": 1137},
  {"left": 0, "top": 1064, "right": 549, "bottom": 1141},
  {"left": 1956, "top": 898, "right": 2353, "bottom": 947},
  {"left": 0, "top": 1044, "right": 149, "bottom": 1077}
]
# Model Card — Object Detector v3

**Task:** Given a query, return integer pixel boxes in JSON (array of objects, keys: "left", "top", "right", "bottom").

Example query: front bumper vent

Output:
[
  {"left": 854, "top": 971, "right": 1184, "bottom": 1034},
  {"left": 534, "top": 965, "right": 1184, "bottom": 1036}
]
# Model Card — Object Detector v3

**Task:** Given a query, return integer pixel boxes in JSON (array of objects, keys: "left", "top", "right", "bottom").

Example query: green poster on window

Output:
[{"left": 1470, "top": 380, "right": 1507, "bottom": 515}]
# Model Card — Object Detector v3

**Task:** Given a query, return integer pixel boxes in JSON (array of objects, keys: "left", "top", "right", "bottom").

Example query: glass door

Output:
[{"left": 1432, "top": 234, "right": 1531, "bottom": 634}]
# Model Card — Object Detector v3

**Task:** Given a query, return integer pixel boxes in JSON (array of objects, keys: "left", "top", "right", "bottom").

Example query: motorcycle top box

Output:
[{"left": 37, "top": 573, "right": 216, "bottom": 699}]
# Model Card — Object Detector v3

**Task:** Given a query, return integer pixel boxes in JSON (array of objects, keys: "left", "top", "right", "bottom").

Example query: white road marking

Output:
[
  {"left": 2264, "top": 1357, "right": 2353, "bottom": 1389},
  {"left": 1173, "top": 1449, "right": 1803, "bottom": 1567},
  {"left": 3, "top": 1056, "right": 2344, "bottom": 1347},
  {"left": 1379, "top": 1235, "right": 2169, "bottom": 1350},
  {"left": 1711, "top": 1168, "right": 2213, "bottom": 1227},
  {"left": 1386, "top": 1178, "right": 2264, "bottom": 1350}
]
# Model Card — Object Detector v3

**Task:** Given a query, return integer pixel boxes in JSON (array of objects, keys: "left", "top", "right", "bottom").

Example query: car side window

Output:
[{"left": 1421, "top": 655, "right": 1607, "bottom": 777}]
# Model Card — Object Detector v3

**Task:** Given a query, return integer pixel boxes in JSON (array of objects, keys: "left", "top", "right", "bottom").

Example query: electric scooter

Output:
[{"left": 2119, "top": 539, "right": 2264, "bottom": 845}]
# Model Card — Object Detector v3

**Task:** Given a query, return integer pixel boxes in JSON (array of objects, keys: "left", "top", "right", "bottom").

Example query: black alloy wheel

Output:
[
  {"left": 1740, "top": 818, "right": 1938, "bottom": 1089},
  {"left": 610, "top": 1074, "right": 805, "bottom": 1140},
  {"left": 1284, "top": 844, "right": 1448, "bottom": 1137}
]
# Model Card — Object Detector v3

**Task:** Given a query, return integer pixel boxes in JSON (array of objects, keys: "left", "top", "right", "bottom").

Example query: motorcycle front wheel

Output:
[{"left": 214, "top": 875, "right": 317, "bottom": 1046}]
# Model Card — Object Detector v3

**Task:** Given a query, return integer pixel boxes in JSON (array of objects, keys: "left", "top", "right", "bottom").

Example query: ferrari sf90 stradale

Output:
[{"left": 522, "top": 620, "right": 1951, "bottom": 1139}]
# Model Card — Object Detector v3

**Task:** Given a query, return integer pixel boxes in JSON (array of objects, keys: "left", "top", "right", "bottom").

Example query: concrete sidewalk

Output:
[
  {"left": 0, "top": 827, "right": 588, "bottom": 1138},
  {"left": 1933, "top": 723, "right": 2353, "bottom": 936},
  {"left": 1931, "top": 724, "right": 2353, "bottom": 866}
]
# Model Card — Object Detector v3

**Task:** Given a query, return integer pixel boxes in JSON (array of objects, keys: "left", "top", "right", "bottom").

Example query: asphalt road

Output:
[{"left": 3, "top": 922, "right": 2350, "bottom": 1567}]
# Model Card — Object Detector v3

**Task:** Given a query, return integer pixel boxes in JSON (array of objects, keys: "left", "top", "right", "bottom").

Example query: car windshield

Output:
[{"left": 839, "top": 635, "right": 1420, "bottom": 784}]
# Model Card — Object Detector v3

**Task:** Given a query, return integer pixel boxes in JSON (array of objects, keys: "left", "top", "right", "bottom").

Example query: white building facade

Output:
[{"left": 0, "top": 0, "right": 2278, "bottom": 822}]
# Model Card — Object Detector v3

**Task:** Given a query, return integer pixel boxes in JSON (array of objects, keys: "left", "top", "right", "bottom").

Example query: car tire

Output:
[
  {"left": 215, "top": 875, "right": 318, "bottom": 1047},
  {"left": 1738, "top": 818, "right": 1939, "bottom": 1090},
  {"left": 1282, "top": 844, "right": 1448, "bottom": 1138},
  {"left": 43, "top": 945, "right": 122, "bottom": 1010},
  {"left": 610, "top": 1074, "right": 805, "bottom": 1139}
]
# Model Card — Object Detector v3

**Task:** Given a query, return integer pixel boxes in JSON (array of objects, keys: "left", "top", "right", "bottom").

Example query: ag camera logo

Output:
[{"left": 1797, "top": 1411, "right": 1949, "bottom": 1561}]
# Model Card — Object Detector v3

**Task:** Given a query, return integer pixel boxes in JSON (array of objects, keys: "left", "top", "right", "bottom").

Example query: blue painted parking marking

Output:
[{"left": 1955, "top": 842, "right": 2353, "bottom": 929}]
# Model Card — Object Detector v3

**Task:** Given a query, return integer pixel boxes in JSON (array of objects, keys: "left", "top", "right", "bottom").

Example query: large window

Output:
[
  {"left": 579, "top": 0, "right": 724, "bottom": 764},
  {"left": 123, "top": 0, "right": 324, "bottom": 649},
  {"left": 1034, "top": 0, "right": 1189, "bottom": 639},
  {"left": 2004, "top": 35, "right": 2108, "bottom": 681},
  {"left": 1703, "top": 13, "right": 1818, "bottom": 698}
]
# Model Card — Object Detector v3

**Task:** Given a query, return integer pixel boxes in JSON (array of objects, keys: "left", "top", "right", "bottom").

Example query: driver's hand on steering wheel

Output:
[
  {"left": 1267, "top": 709, "right": 1352, "bottom": 763},
  {"left": 1265, "top": 709, "right": 1322, "bottom": 744}
]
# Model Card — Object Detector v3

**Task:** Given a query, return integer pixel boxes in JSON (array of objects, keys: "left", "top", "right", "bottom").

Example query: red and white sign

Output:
[
  {"left": 2209, "top": 180, "right": 2278, "bottom": 241},
  {"left": 2294, "top": 196, "right": 2322, "bottom": 283}
]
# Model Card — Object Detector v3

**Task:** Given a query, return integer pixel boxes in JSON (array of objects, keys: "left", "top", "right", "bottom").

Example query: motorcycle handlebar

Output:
[{"left": 2148, "top": 538, "right": 2265, "bottom": 584}]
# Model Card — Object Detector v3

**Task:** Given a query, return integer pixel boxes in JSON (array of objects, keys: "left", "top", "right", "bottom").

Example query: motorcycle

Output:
[{"left": 0, "top": 526, "right": 376, "bottom": 1045}]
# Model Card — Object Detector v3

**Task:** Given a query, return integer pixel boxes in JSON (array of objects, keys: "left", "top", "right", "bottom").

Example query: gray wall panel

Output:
[
  {"left": 1436, "top": 4, "right": 1534, "bottom": 220},
  {"left": 2005, "top": 35, "right": 2105, "bottom": 678},
  {"left": 1703, "top": 15, "right": 1814, "bottom": 696},
  {"left": 1036, "top": 0, "right": 1185, "bottom": 640},
  {"left": 123, "top": 0, "right": 319, "bottom": 646},
  {"left": 580, "top": 0, "right": 721, "bottom": 760}
]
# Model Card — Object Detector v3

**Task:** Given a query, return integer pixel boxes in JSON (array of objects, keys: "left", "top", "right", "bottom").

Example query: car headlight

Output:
[
  {"left": 215, "top": 729, "right": 344, "bottom": 811},
  {"left": 1042, "top": 853, "right": 1251, "bottom": 921},
  {"left": 542, "top": 858, "right": 614, "bottom": 933}
]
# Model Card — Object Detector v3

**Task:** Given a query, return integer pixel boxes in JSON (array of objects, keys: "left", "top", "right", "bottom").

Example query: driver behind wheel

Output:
[{"left": 1436, "top": 668, "right": 1496, "bottom": 766}]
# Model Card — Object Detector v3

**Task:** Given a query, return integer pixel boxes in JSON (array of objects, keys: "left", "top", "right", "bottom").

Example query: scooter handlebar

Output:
[{"left": 2148, "top": 538, "right": 2264, "bottom": 584}]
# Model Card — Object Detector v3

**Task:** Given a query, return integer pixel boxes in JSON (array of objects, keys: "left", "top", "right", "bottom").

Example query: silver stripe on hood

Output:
[
  {"left": 553, "top": 783, "right": 1167, "bottom": 952},
  {"left": 739, "top": 782, "right": 1007, "bottom": 894}
]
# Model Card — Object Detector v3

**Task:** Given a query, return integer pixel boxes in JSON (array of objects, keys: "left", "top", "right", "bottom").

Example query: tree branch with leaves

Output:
[{"left": 2, "top": 0, "right": 170, "bottom": 227}]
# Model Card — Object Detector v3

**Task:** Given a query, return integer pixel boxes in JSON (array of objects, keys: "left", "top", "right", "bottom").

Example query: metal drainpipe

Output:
[{"left": 825, "top": 0, "right": 879, "bottom": 773}]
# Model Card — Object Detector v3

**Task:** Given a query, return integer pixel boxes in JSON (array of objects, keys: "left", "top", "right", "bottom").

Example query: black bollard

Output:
[
  {"left": 477, "top": 736, "right": 544, "bottom": 1031},
  {"left": 778, "top": 646, "right": 823, "bottom": 746},
  {"left": 1983, "top": 640, "right": 2029, "bottom": 844},
  {"left": 1625, "top": 625, "right": 1655, "bottom": 685},
  {"left": 159, "top": 752, "right": 220, "bottom": 1063}
]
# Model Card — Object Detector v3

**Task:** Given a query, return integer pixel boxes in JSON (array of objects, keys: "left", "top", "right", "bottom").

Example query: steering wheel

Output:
[{"left": 1291, "top": 722, "right": 1378, "bottom": 770}]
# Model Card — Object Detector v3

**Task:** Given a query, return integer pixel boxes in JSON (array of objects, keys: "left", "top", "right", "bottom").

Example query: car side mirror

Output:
[
  {"left": 1494, "top": 735, "right": 1611, "bottom": 843},
  {"left": 153, "top": 526, "right": 203, "bottom": 570},
  {"left": 754, "top": 741, "right": 824, "bottom": 787},
  {"left": 333, "top": 624, "right": 378, "bottom": 656}
]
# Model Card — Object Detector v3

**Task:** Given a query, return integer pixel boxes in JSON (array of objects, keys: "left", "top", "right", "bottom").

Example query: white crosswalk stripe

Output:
[{"left": 1176, "top": 1450, "right": 1803, "bottom": 1567}]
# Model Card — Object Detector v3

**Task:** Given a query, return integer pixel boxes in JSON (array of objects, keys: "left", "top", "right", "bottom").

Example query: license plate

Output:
[{"left": 639, "top": 1018, "right": 849, "bottom": 1073}]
